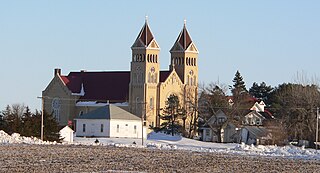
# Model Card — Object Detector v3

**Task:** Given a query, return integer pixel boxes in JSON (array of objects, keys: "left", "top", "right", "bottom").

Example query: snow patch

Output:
[
  {"left": 1, "top": 130, "right": 320, "bottom": 160},
  {"left": 0, "top": 130, "right": 56, "bottom": 145}
]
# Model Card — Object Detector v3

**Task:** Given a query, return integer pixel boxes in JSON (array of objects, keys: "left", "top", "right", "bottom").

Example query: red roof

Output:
[
  {"left": 160, "top": 71, "right": 171, "bottom": 82},
  {"left": 174, "top": 25, "right": 193, "bottom": 50},
  {"left": 60, "top": 70, "right": 174, "bottom": 103},
  {"left": 133, "top": 21, "right": 155, "bottom": 47},
  {"left": 61, "top": 71, "right": 130, "bottom": 103}
]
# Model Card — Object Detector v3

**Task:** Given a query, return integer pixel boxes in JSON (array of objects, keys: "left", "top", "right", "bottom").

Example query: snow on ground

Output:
[
  {"left": 0, "top": 130, "right": 56, "bottom": 145},
  {"left": 1, "top": 130, "right": 319, "bottom": 160}
]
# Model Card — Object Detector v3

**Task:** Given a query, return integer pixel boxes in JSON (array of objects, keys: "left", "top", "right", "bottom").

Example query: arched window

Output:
[
  {"left": 194, "top": 59, "right": 196, "bottom": 66},
  {"left": 148, "top": 72, "right": 151, "bottom": 83},
  {"left": 136, "top": 73, "right": 139, "bottom": 83},
  {"left": 135, "top": 97, "right": 140, "bottom": 113},
  {"left": 150, "top": 97, "right": 154, "bottom": 109},
  {"left": 155, "top": 55, "right": 158, "bottom": 63},
  {"left": 147, "top": 54, "right": 150, "bottom": 62}
]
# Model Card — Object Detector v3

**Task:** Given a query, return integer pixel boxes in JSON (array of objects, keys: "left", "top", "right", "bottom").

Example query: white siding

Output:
[
  {"left": 75, "top": 119, "right": 110, "bottom": 137},
  {"left": 110, "top": 119, "right": 146, "bottom": 138},
  {"left": 59, "top": 126, "right": 74, "bottom": 143},
  {"left": 75, "top": 119, "right": 146, "bottom": 138}
]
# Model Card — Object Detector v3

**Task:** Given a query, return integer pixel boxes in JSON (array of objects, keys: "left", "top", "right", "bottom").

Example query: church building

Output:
[{"left": 42, "top": 19, "right": 199, "bottom": 131}]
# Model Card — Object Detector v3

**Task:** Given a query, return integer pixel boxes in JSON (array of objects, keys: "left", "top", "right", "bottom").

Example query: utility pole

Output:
[
  {"left": 316, "top": 107, "right": 319, "bottom": 150},
  {"left": 37, "top": 96, "right": 45, "bottom": 141},
  {"left": 140, "top": 101, "right": 147, "bottom": 146}
]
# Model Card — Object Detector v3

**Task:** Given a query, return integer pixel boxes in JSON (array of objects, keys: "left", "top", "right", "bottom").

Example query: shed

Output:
[{"left": 59, "top": 126, "right": 74, "bottom": 143}]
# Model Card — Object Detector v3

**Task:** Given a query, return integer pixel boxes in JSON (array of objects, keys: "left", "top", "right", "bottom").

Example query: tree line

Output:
[{"left": 0, "top": 104, "right": 61, "bottom": 142}]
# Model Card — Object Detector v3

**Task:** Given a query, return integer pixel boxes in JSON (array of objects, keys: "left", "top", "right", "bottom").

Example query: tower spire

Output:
[
  {"left": 131, "top": 17, "right": 159, "bottom": 49},
  {"left": 170, "top": 19, "right": 197, "bottom": 52}
]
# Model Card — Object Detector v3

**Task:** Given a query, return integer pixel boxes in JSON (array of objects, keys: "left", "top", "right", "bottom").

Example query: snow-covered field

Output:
[{"left": 1, "top": 130, "right": 319, "bottom": 160}]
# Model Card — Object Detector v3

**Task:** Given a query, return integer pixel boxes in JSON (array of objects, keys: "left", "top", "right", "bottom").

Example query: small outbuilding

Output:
[
  {"left": 240, "top": 126, "right": 272, "bottom": 145},
  {"left": 75, "top": 104, "right": 146, "bottom": 138},
  {"left": 59, "top": 126, "right": 74, "bottom": 143}
]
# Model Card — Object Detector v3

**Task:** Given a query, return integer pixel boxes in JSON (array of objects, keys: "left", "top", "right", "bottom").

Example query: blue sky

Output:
[{"left": 1, "top": 0, "right": 320, "bottom": 111}]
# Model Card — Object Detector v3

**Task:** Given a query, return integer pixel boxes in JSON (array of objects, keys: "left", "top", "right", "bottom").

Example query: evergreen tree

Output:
[
  {"left": 249, "top": 82, "right": 273, "bottom": 104},
  {"left": 158, "top": 95, "right": 185, "bottom": 136},
  {"left": 0, "top": 107, "right": 6, "bottom": 130},
  {"left": 33, "top": 110, "right": 61, "bottom": 142},
  {"left": 1, "top": 105, "right": 11, "bottom": 132},
  {"left": 230, "top": 70, "right": 248, "bottom": 97},
  {"left": 20, "top": 106, "right": 33, "bottom": 137},
  {"left": 228, "top": 71, "right": 252, "bottom": 126}
]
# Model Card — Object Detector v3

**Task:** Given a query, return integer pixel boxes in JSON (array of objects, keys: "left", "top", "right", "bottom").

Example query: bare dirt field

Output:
[{"left": 0, "top": 144, "right": 319, "bottom": 173}]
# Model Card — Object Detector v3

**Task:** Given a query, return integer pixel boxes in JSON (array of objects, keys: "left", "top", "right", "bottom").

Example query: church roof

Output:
[
  {"left": 170, "top": 21, "right": 197, "bottom": 53},
  {"left": 159, "top": 71, "right": 171, "bottom": 82},
  {"left": 59, "top": 70, "right": 173, "bottom": 102},
  {"left": 132, "top": 19, "right": 156, "bottom": 48},
  {"left": 60, "top": 71, "right": 130, "bottom": 103}
]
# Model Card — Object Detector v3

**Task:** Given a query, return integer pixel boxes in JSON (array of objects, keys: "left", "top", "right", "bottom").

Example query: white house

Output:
[
  {"left": 75, "top": 104, "right": 146, "bottom": 138},
  {"left": 59, "top": 126, "right": 74, "bottom": 143}
]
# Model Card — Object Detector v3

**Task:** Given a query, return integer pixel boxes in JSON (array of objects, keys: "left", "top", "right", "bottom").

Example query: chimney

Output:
[{"left": 54, "top": 68, "right": 61, "bottom": 76}]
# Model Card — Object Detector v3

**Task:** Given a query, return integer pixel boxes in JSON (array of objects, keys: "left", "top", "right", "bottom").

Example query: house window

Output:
[
  {"left": 101, "top": 124, "right": 104, "bottom": 132},
  {"left": 134, "top": 125, "right": 137, "bottom": 134},
  {"left": 256, "top": 119, "right": 261, "bottom": 126},
  {"left": 205, "top": 129, "right": 210, "bottom": 136},
  {"left": 218, "top": 117, "right": 225, "bottom": 124},
  {"left": 79, "top": 111, "right": 83, "bottom": 116},
  {"left": 117, "top": 124, "right": 119, "bottom": 133},
  {"left": 82, "top": 124, "right": 86, "bottom": 132}
]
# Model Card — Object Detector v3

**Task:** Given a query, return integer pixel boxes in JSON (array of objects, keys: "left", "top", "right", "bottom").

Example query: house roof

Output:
[
  {"left": 243, "top": 126, "right": 268, "bottom": 138},
  {"left": 60, "top": 71, "right": 130, "bottom": 102},
  {"left": 260, "top": 111, "right": 275, "bottom": 119},
  {"left": 245, "top": 111, "right": 266, "bottom": 120},
  {"left": 75, "top": 104, "right": 141, "bottom": 121},
  {"left": 59, "top": 125, "right": 74, "bottom": 132}
]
